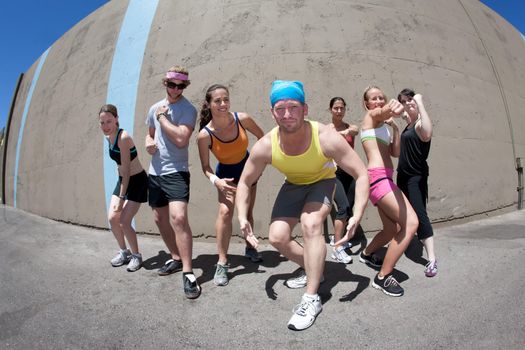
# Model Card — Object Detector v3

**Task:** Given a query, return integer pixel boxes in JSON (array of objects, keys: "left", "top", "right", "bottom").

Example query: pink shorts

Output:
[{"left": 368, "top": 167, "right": 398, "bottom": 206}]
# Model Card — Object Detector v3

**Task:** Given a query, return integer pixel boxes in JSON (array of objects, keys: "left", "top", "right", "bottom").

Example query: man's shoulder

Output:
[
  {"left": 173, "top": 96, "right": 197, "bottom": 111},
  {"left": 148, "top": 99, "right": 165, "bottom": 112}
]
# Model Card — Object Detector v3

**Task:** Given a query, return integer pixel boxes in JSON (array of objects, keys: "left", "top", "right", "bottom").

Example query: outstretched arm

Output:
[
  {"left": 320, "top": 125, "right": 369, "bottom": 244},
  {"left": 236, "top": 135, "right": 272, "bottom": 248}
]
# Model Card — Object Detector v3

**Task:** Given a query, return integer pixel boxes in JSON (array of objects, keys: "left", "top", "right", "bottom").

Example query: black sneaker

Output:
[
  {"left": 158, "top": 259, "right": 183, "bottom": 276},
  {"left": 183, "top": 273, "right": 201, "bottom": 299},
  {"left": 372, "top": 273, "right": 404, "bottom": 297},
  {"left": 359, "top": 252, "right": 383, "bottom": 268}
]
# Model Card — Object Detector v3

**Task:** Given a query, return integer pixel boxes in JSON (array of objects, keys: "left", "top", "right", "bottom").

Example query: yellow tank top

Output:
[{"left": 271, "top": 120, "right": 336, "bottom": 185}]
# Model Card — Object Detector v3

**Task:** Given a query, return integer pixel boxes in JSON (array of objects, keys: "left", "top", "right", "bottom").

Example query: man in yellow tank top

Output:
[{"left": 236, "top": 80, "right": 369, "bottom": 331}]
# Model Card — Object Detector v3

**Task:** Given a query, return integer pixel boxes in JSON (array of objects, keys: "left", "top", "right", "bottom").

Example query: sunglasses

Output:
[{"left": 165, "top": 81, "right": 187, "bottom": 90}]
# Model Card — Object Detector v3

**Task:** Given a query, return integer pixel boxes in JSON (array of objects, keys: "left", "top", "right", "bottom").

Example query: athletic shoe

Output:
[
  {"left": 126, "top": 253, "right": 142, "bottom": 272},
  {"left": 284, "top": 269, "right": 325, "bottom": 289},
  {"left": 331, "top": 247, "right": 353, "bottom": 264},
  {"left": 110, "top": 249, "right": 131, "bottom": 267},
  {"left": 245, "top": 247, "right": 263, "bottom": 263},
  {"left": 287, "top": 294, "right": 323, "bottom": 331},
  {"left": 183, "top": 273, "right": 201, "bottom": 299},
  {"left": 371, "top": 273, "right": 404, "bottom": 297},
  {"left": 425, "top": 260, "right": 438, "bottom": 277},
  {"left": 359, "top": 251, "right": 383, "bottom": 268},
  {"left": 158, "top": 259, "right": 183, "bottom": 276},
  {"left": 329, "top": 235, "right": 352, "bottom": 249},
  {"left": 213, "top": 263, "right": 229, "bottom": 286}
]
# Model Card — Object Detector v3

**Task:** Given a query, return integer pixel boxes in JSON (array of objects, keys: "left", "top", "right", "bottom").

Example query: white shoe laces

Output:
[
  {"left": 293, "top": 300, "right": 316, "bottom": 317},
  {"left": 384, "top": 275, "right": 399, "bottom": 288}
]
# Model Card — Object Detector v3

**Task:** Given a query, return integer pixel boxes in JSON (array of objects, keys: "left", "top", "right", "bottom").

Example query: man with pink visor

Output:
[{"left": 145, "top": 66, "right": 200, "bottom": 299}]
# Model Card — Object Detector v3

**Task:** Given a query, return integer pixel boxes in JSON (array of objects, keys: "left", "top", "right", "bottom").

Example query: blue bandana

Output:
[{"left": 270, "top": 80, "right": 305, "bottom": 107}]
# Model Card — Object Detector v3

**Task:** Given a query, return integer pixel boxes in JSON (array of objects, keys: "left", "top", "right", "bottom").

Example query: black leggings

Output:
[
  {"left": 397, "top": 172, "right": 433, "bottom": 240},
  {"left": 332, "top": 167, "right": 356, "bottom": 220}
]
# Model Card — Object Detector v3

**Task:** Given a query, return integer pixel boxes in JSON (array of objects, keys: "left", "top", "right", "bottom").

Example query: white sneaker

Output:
[
  {"left": 284, "top": 269, "right": 325, "bottom": 289},
  {"left": 331, "top": 247, "right": 353, "bottom": 264},
  {"left": 329, "top": 235, "right": 352, "bottom": 249},
  {"left": 287, "top": 294, "right": 322, "bottom": 331},
  {"left": 110, "top": 249, "right": 131, "bottom": 267},
  {"left": 126, "top": 253, "right": 142, "bottom": 272}
]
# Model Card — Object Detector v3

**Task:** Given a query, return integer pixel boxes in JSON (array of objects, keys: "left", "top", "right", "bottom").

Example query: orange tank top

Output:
[{"left": 204, "top": 112, "right": 249, "bottom": 164}]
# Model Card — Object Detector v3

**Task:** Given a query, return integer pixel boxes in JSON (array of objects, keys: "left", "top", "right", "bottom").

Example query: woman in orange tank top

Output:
[{"left": 197, "top": 84, "right": 264, "bottom": 286}]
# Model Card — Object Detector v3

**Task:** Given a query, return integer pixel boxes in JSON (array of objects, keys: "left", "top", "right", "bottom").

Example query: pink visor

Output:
[{"left": 166, "top": 72, "right": 189, "bottom": 81}]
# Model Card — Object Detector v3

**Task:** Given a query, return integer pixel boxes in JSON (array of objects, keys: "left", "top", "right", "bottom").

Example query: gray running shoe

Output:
[
  {"left": 110, "top": 249, "right": 131, "bottom": 267},
  {"left": 214, "top": 263, "right": 229, "bottom": 286},
  {"left": 127, "top": 253, "right": 142, "bottom": 272},
  {"left": 183, "top": 273, "right": 201, "bottom": 299},
  {"left": 245, "top": 247, "right": 263, "bottom": 263},
  {"left": 158, "top": 259, "right": 183, "bottom": 276}
]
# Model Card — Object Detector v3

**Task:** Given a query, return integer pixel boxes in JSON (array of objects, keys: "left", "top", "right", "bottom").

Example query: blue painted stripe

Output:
[
  {"left": 522, "top": 33, "right": 525, "bottom": 42},
  {"left": 104, "top": 0, "right": 159, "bottom": 214},
  {"left": 13, "top": 48, "right": 50, "bottom": 208}
]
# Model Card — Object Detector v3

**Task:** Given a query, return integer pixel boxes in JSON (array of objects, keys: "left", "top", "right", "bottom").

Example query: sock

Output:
[
  {"left": 304, "top": 293, "right": 319, "bottom": 301},
  {"left": 120, "top": 248, "right": 129, "bottom": 254},
  {"left": 377, "top": 274, "right": 385, "bottom": 280},
  {"left": 132, "top": 252, "right": 142, "bottom": 258}
]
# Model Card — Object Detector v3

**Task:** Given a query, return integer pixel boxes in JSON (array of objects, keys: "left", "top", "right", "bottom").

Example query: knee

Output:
[
  {"left": 108, "top": 212, "right": 120, "bottom": 227},
  {"left": 170, "top": 212, "right": 188, "bottom": 231},
  {"left": 217, "top": 204, "right": 234, "bottom": 222},
  {"left": 301, "top": 219, "right": 323, "bottom": 240},
  {"left": 269, "top": 231, "right": 289, "bottom": 248}
]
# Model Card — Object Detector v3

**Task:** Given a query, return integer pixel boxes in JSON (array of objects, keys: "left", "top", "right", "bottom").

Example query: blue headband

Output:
[{"left": 270, "top": 80, "right": 305, "bottom": 107}]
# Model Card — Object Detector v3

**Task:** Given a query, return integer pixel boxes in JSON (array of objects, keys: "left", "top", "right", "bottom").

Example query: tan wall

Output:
[{"left": 4, "top": 0, "right": 524, "bottom": 237}]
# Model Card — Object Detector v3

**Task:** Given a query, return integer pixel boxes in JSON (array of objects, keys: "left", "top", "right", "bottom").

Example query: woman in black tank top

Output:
[
  {"left": 397, "top": 89, "right": 437, "bottom": 277},
  {"left": 99, "top": 104, "right": 148, "bottom": 272}
]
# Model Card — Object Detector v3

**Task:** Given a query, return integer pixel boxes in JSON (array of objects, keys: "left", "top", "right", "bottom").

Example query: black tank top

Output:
[
  {"left": 397, "top": 125, "right": 430, "bottom": 176},
  {"left": 108, "top": 129, "right": 137, "bottom": 165}
]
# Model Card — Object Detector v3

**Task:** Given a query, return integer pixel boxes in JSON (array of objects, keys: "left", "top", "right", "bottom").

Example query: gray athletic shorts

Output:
[{"left": 271, "top": 178, "right": 336, "bottom": 220}]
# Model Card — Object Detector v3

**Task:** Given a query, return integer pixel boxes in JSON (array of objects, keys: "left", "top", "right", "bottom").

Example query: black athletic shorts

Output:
[
  {"left": 148, "top": 171, "right": 190, "bottom": 207},
  {"left": 112, "top": 170, "right": 148, "bottom": 203}
]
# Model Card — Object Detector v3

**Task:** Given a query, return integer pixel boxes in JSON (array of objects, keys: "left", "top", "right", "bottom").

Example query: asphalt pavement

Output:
[{"left": 1, "top": 205, "right": 524, "bottom": 349}]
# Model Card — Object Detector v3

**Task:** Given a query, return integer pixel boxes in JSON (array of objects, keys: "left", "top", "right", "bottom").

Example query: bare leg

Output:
[
  {"left": 422, "top": 236, "right": 436, "bottom": 261},
  {"left": 333, "top": 217, "right": 348, "bottom": 249},
  {"left": 268, "top": 218, "right": 303, "bottom": 266},
  {"left": 245, "top": 184, "right": 258, "bottom": 248},
  {"left": 119, "top": 200, "right": 141, "bottom": 254},
  {"left": 376, "top": 190, "right": 419, "bottom": 277},
  {"left": 108, "top": 195, "right": 126, "bottom": 250},
  {"left": 152, "top": 205, "right": 181, "bottom": 260},
  {"left": 215, "top": 190, "right": 234, "bottom": 264},
  {"left": 168, "top": 201, "right": 194, "bottom": 272},
  {"left": 300, "top": 202, "right": 331, "bottom": 295}
]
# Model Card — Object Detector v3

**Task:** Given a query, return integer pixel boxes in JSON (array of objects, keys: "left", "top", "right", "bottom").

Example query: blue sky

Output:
[{"left": 0, "top": 0, "right": 524, "bottom": 130}]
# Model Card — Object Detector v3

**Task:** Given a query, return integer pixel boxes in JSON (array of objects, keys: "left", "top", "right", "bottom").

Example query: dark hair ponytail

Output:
[
  {"left": 198, "top": 84, "right": 229, "bottom": 130},
  {"left": 397, "top": 88, "right": 415, "bottom": 102}
]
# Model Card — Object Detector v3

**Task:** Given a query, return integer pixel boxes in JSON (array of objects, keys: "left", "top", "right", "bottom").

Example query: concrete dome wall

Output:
[{"left": 3, "top": 0, "right": 524, "bottom": 236}]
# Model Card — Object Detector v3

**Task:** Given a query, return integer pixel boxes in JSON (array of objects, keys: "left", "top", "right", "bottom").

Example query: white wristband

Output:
[{"left": 209, "top": 174, "right": 219, "bottom": 185}]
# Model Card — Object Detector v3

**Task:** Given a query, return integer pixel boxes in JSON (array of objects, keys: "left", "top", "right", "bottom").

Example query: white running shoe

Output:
[
  {"left": 110, "top": 249, "right": 131, "bottom": 267},
  {"left": 287, "top": 294, "right": 322, "bottom": 331},
  {"left": 126, "top": 253, "right": 142, "bottom": 272},
  {"left": 284, "top": 269, "right": 325, "bottom": 289},
  {"left": 331, "top": 247, "right": 353, "bottom": 264}
]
